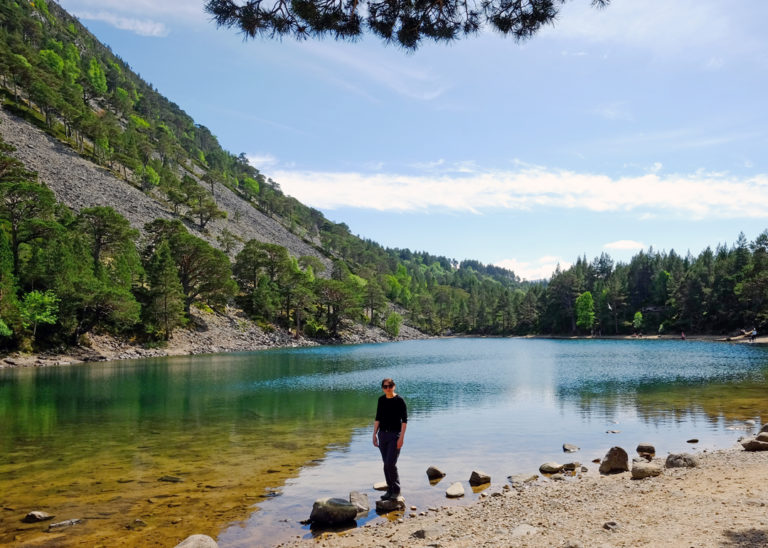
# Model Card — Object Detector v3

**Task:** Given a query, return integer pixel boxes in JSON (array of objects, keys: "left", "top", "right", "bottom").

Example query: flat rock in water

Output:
[
  {"left": 349, "top": 491, "right": 369, "bottom": 514},
  {"left": 686, "top": 438, "right": 699, "bottom": 444},
  {"left": 445, "top": 482, "right": 465, "bottom": 498},
  {"left": 373, "top": 481, "right": 388, "bottom": 491},
  {"left": 563, "top": 443, "right": 580, "bottom": 453},
  {"left": 426, "top": 466, "right": 446, "bottom": 480},
  {"left": 309, "top": 497, "right": 358, "bottom": 525},
  {"left": 599, "top": 447, "right": 629, "bottom": 474},
  {"left": 631, "top": 461, "right": 662, "bottom": 479},
  {"left": 174, "top": 535, "right": 219, "bottom": 548},
  {"left": 375, "top": 496, "right": 405, "bottom": 513},
  {"left": 665, "top": 453, "right": 699, "bottom": 468},
  {"left": 562, "top": 462, "right": 581, "bottom": 472},
  {"left": 539, "top": 462, "right": 564, "bottom": 474},
  {"left": 22, "top": 511, "right": 54, "bottom": 523},
  {"left": 741, "top": 438, "right": 768, "bottom": 452},
  {"left": 469, "top": 470, "right": 491, "bottom": 486}
]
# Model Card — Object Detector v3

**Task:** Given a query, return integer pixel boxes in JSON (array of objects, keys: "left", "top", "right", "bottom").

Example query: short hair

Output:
[{"left": 381, "top": 378, "right": 395, "bottom": 387}]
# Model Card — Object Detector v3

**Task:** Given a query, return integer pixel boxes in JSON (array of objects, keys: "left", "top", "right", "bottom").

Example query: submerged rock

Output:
[
  {"left": 599, "top": 447, "right": 629, "bottom": 474},
  {"left": 22, "top": 511, "right": 54, "bottom": 523},
  {"left": 309, "top": 497, "right": 358, "bottom": 525},
  {"left": 508, "top": 473, "right": 538, "bottom": 485},
  {"left": 47, "top": 518, "right": 83, "bottom": 530},
  {"left": 174, "top": 535, "right": 219, "bottom": 548},
  {"left": 563, "top": 443, "right": 580, "bottom": 453}
]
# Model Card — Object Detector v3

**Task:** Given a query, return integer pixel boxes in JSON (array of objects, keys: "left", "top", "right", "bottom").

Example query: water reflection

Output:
[{"left": 1, "top": 339, "right": 767, "bottom": 547}]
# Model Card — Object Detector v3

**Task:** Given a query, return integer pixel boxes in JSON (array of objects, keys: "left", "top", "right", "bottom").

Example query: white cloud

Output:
[
  {"left": 604, "top": 240, "right": 646, "bottom": 251},
  {"left": 494, "top": 257, "right": 572, "bottom": 282},
  {"left": 271, "top": 165, "right": 768, "bottom": 220},
  {"left": 61, "top": 0, "right": 202, "bottom": 21},
  {"left": 74, "top": 11, "right": 169, "bottom": 37},
  {"left": 246, "top": 153, "right": 279, "bottom": 169}
]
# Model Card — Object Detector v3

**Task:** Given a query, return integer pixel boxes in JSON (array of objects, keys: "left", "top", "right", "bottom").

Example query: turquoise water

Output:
[{"left": 1, "top": 338, "right": 767, "bottom": 546}]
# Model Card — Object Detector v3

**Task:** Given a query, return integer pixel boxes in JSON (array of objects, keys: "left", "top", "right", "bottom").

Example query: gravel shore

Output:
[{"left": 283, "top": 446, "right": 768, "bottom": 548}]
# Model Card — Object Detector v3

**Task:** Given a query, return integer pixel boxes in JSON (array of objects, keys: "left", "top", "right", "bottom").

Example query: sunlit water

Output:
[{"left": 1, "top": 338, "right": 766, "bottom": 546}]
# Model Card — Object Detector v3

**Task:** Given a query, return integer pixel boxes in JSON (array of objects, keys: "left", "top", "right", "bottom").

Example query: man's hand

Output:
[
  {"left": 373, "top": 432, "right": 379, "bottom": 447},
  {"left": 396, "top": 437, "right": 404, "bottom": 450}
]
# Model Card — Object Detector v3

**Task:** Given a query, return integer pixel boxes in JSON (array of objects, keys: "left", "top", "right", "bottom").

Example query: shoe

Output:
[{"left": 380, "top": 491, "right": 393, "bottom": 500}]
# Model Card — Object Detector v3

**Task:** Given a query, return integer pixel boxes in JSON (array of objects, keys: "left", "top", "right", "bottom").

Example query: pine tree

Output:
[{"left": 144, "top": 241, "right": 185, "bottom": 340}]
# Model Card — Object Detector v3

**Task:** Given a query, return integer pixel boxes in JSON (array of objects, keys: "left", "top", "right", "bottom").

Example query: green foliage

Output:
[
  {"left": 20, "top": 289, "right": 59, "bottom": 337},
  {"left": 38, "top": 49, "right": 64, "bottom": 75},
  {"left": 87, "top": 58, "right": 107, "bottom": 96},
  {"left": 575, "top": 291, "right": 595, "bottom": 333},
  {"left": 143, "top": 240, "right": 186, "bottom": 340},
  {"left": 384, "top": 312, "right": 402, "bottom": 338},
  {"left": 633, "top": 310, "right": 644, "bottom": 332}
]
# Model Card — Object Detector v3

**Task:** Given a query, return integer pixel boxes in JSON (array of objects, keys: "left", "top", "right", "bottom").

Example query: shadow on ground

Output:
[{"left": 721, "top": 528, "right": 768, "bottom": 547}]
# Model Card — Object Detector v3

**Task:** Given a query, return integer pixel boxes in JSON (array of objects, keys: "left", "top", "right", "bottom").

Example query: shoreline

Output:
[
  {"left": 2, "top": 312, "right": 765, "bottom": 369},
  {"left": 282, "top": 443, "right": 768, "bottom": 548}
]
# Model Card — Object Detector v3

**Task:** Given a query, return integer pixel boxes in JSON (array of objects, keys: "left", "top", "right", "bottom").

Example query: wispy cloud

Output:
[
  {"left": 272, "top": 165, "right": 768, "bottom": 219},
  {"left": 247, "top": 154, "right": 279, "bottom": 169},
  {"left": 61, "top": 0, "right": 203, "bottom": 21},
  {"left": 604, "top": 240, "right": 646, "bottom": 251},
  {"left": 494, "top": 256, "right": 572, "bottom": 281},
  {"left": 74, "top": 11, "right": 169, "bottom": 37}
]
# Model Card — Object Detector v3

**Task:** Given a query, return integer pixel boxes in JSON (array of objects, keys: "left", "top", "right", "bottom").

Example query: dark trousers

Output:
[{"left": 378, "top": 431, "right": 401, "bottom": 495}]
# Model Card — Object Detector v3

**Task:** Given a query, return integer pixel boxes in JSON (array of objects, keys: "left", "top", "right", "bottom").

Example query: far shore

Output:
[{"left": 2, "top": 311, "right": 765, "bottom": 370}]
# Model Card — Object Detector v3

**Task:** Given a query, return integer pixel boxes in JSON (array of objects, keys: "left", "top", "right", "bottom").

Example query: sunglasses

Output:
[{"left": 382, "top": 384, "right": 395, "bottom": 388}]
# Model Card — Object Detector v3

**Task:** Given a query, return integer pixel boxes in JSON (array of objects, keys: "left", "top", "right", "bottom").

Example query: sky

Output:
[{"left": 56, "top": 0, "right": 768, "bottom": 280}]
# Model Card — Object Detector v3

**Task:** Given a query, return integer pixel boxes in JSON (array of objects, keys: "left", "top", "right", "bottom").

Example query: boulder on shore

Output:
[
  {"left": 756, "top": 432, "right": 768, "bottom": 443},
  {"left": 632, "top": 461, "right": 662, "bottom": 479},
  {"left": 174, "top": 535, "right": 219, "bottom": 548},
  {"left": 426, "top": 466, "right": 446, "bottom": 480},
  {"left": 760, "top": 423, "right": 768, "bottom": 433},
  {"left": 741, "top": 438, "right": 768, "bottom": 452},
  {"left": 636, "top": 442, "right": 656, "bottom": 455},
  {"left": 469, "top": 470, "right": 491, "bottom": 486},
  {"left": 599, "top": 446, "right": 629, "bottom": 474},
  {"left": 665, "top": 453, "right": 699, "bottom": 468},
  {"left": 309, "top": 497, "right": 358, "bottom": 525}
]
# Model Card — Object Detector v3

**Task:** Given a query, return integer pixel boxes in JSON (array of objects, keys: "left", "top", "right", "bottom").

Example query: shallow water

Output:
[{"left": 1, "top": 338, "right": 766, "bottom": 546}]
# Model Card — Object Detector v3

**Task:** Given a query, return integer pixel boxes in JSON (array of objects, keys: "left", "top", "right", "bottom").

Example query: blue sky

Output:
[{"left": 57, "top": 0, "right": 768, "bottom": 280}]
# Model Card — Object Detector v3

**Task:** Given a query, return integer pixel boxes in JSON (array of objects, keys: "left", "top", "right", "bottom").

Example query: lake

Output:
[{"left": 1, "top": 338, "right": 766, "bottom": 546}]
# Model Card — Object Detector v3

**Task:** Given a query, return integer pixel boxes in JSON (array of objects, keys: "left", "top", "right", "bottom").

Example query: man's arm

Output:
[{"left": 373, "top": 420, "right": 380, "bottom": 447}]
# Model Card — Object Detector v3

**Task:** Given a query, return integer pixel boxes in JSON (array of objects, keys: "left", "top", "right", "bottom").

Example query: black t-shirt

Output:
[{"left": 375, "top": 394, "right": 408, "bottom": 432}]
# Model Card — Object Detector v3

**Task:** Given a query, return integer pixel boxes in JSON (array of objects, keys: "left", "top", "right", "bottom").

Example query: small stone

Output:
[
  {"left": 562, "top": 462, "right": 580, "bottom": 471},
  {"left": 636, "top": 442, "right": 655, "bottom": 455},
  {"left": 603, "top": 521, "right": 620, "bottom": 532},
  {"left": 632, "top": 461, "right": 662, "bottom": 479},
  {"left": 310, "top": 497, "right": 358, "bottom": 524},
  {"left": 426, "top": 466, "right": 447, "bottom": 480},
  {"left": 539, "top": 462, "right": 564, "bottom": 474},
  {"left": 445, "top": 482, "right": 464, "bottom": 498},
  {"left": 599, "top": 447, "right": 629, "bottom": 474},
  {"left": 159, "top": 475, "right": 183, "bottom": 483},
  {"left": 741, "top": 438, "right": 768, "bottom": 451},
  {"left": 686, "top": 438, "right": 699, "bottom": 444},
  {"left": 755, "top": 432, "right": 768, "bottom": 443},
  {"left": 665, "top": 453, "right": 699, "bottom": 468},
  {"left": 563, "top": 443, "right": 580, "bottom": 453},
  {"left": 745, "top": 419, "right": 756, "bottom": 426},
  {"left": 47, "top": 518, "right": 83, "bottom": 530},
  {"left": 376, "top": 496, "right": 405, "bottom": 513},
  {"left": 606, "top": 430, "right": 620, "bottom": 434},
  {"left": 508, "top": 473, "right": 538, "bottom": 485},
  {"left": 373, "top": 481, "right": 388, "bottom": 491},
  {"left": 469, "top": 470, "right": 491, "bottom": 486}
]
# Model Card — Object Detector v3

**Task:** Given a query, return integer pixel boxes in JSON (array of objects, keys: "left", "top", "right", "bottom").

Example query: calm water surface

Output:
[{"left": 1, "top": 338, "right": 767, "bottom": 546}]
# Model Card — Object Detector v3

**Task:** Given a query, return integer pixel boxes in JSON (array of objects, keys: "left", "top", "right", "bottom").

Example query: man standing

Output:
[{"left": 372, "top": 378, "right": 407, "bottom": 500}]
